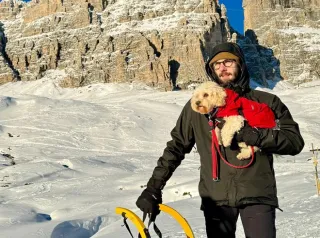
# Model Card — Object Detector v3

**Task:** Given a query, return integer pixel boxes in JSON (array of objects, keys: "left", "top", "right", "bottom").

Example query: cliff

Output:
[
  {"left": 243, "top": 0, "right": 320, "bottom": 84},
  {"left": 0, "top": 0, "right": 232, "bottom": 90}
]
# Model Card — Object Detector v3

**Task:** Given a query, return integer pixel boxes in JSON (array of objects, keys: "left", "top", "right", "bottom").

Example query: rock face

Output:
[
  {"left": 0, "top": 27, "right": 14, "bottom": 84},
  {"left": 0, "top": 0, "right": 233, "bottom": 89},
  {"left": 0, "top": 0, "right": 26, "bottom": 83},
  {"left": 1, "top": 0, "right": 318, "bottom": 88},
  {"left": 0, "top": 0, "right": 25, "bottom": 21},
  {"left": 243, "top": 0, "right": 320, "bottom": 84}
]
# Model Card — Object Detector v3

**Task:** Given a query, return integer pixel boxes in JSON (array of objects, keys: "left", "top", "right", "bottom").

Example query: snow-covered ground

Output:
[{"left": 0, "top": 72, "right": 319, "bottom": 238}]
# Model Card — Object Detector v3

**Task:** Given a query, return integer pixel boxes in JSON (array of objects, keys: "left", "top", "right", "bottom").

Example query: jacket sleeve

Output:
[
  {"left": 258, "top": 95, "right": 304, "bottom": 155},
  {"left": 147, "top": 101, "right": 195, "bottom": 190}
]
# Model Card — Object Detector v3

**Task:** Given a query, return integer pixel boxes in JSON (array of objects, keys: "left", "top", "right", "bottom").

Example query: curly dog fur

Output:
[{"left": 191, "top": 81, "right": 258, "bottom": 160}]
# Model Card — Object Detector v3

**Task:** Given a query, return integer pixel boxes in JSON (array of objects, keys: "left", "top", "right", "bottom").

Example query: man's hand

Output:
[
  {"left": 235, "top": 123, "right": 261, "bottom": 146},
  {"left": 136, "top": 187, "right": 162, "bottom": 216}
]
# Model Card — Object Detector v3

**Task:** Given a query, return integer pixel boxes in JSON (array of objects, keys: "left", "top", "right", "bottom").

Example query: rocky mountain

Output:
[
  {"left": 0, "top": 0, "right": 232, "bottom": 90},
  {"left": 242, "top": 0, "right": 320, "bottom": 85},
  {"left": 0, "top": 0, "right": 319, "bottom": 89}
]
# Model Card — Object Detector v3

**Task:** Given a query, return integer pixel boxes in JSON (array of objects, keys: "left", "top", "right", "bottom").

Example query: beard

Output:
[{"left": 216, "top": 71, "right": 238, "bottom": 86}]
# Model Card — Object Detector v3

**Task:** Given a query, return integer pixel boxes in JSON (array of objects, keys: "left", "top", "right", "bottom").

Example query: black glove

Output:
[
  {"left": 235, "top": 123, "right": 261, "bottom": 146},
  {"left": 215, "top": 118, "right": 225, "bottom": 129},
  {"left": 136, "top": 187, "right": 162, "bottom": 215}
]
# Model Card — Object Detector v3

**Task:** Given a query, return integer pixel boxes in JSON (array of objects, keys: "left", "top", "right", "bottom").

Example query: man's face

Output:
[{"left": 212, "top": 59, "right": 239, "bottom": 86}]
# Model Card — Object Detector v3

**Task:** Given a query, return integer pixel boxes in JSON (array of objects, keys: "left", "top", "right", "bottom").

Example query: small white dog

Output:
[{"left": 191, "top": 81, "right": 259, "bottom": 160}]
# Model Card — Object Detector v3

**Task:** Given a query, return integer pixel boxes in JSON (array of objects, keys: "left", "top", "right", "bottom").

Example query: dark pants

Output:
[{"left": 203, "top": 201, "right": 276, "bottom": 238}]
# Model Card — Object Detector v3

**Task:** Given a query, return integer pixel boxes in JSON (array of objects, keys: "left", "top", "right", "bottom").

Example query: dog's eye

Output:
[{"left": 203, "top": 93, "right": 209, "bottom": 97}]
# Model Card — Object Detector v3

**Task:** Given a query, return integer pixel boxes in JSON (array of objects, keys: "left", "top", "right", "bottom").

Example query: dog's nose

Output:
[{"left": 196, "top": 101, "right": 201, "bottom": 106}]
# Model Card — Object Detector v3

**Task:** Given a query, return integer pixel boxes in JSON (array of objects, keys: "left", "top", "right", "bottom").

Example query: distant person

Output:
[
  {"left": 102, "top": 0, "right": 108, "bottom": 10},
  {"left": 96, "top": 12, "right": 102, "bottom": 25},
  {"left": 87, "top": 3, "right": 94, "bottom": 24},
  {"left": 10, "top": 0, "right": 14, "bottom": 9},
  {"left": 136, "top": 42, "right": 304, "bottom": 238},
  {"left": 168, "top": 59, "right": 180, "bottom": 90}
]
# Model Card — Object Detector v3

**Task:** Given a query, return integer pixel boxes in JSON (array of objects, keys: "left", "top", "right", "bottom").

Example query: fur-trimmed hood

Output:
[{"left": 205, "top": 42, "right": 250, "bottom": 95}]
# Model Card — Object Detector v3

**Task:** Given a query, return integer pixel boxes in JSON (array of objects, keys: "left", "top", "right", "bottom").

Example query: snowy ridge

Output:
[{"left": 279, "top": 27, "right": 320, "bottom": 51}]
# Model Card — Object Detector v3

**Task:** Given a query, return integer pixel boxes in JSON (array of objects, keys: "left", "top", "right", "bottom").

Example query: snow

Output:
[
  {"left": 97, "top": 0, "right": 216, "bottom": 35},
  {"left": 104, "top": 12, "right": 215, "bottom": 36},
  {"left": 0, "top": 72, "right": 320, "bottom": 238},
  {"left": 0, "top": 0, "right": 26, "bottom": 3},
  {"left": 279, "top": 27, "right": 320, "bottom": 51},
  {"left": 280, "top": 27, "right": 320, "bottom": 35}
]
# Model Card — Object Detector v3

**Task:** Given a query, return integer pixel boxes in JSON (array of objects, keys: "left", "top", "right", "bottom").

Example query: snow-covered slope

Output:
[{"left": 0, "top": 74, "right": 319, "bottom": 237}]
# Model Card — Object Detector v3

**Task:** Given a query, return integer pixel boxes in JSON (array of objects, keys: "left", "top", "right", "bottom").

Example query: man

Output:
[
  {"left": 102, "top": 0, "right": 108, "bottom": 10},
  {"left": 136, "top": 42, "right": 304, "bottom": 238},
  {"left": 87, "top": 3, "right": 94, "bottom": 24},
  {"left": 96, "top": 12, "right": 102, "bottom": 25}
]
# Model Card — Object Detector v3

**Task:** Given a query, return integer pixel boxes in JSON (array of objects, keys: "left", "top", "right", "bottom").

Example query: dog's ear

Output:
[
  {"left": 210, "top": 85, "right": 227, "bottom": 107},
  {"left": 191, "top": 91, "right": 201, "bottom": 112}
]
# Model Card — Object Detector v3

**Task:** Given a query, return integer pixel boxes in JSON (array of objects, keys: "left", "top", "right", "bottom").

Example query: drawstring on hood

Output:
[{"left": 205, "top": 42, "right": 250, "bottom": 96}]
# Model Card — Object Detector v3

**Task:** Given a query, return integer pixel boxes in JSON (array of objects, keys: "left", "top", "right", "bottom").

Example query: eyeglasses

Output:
[{"left": 211, "top": 59, "right": 236, "bottom": 70}]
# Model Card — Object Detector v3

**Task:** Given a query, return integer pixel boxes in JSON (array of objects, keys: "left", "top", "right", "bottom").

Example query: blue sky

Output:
[{"left": 220, "top": 0, "right": 244, "bottom": 34}]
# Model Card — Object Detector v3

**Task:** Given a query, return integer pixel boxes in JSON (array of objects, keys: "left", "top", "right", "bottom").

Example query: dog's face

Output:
[{"left": 191, "top": 81, "right": 227, "bottom": 114}]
